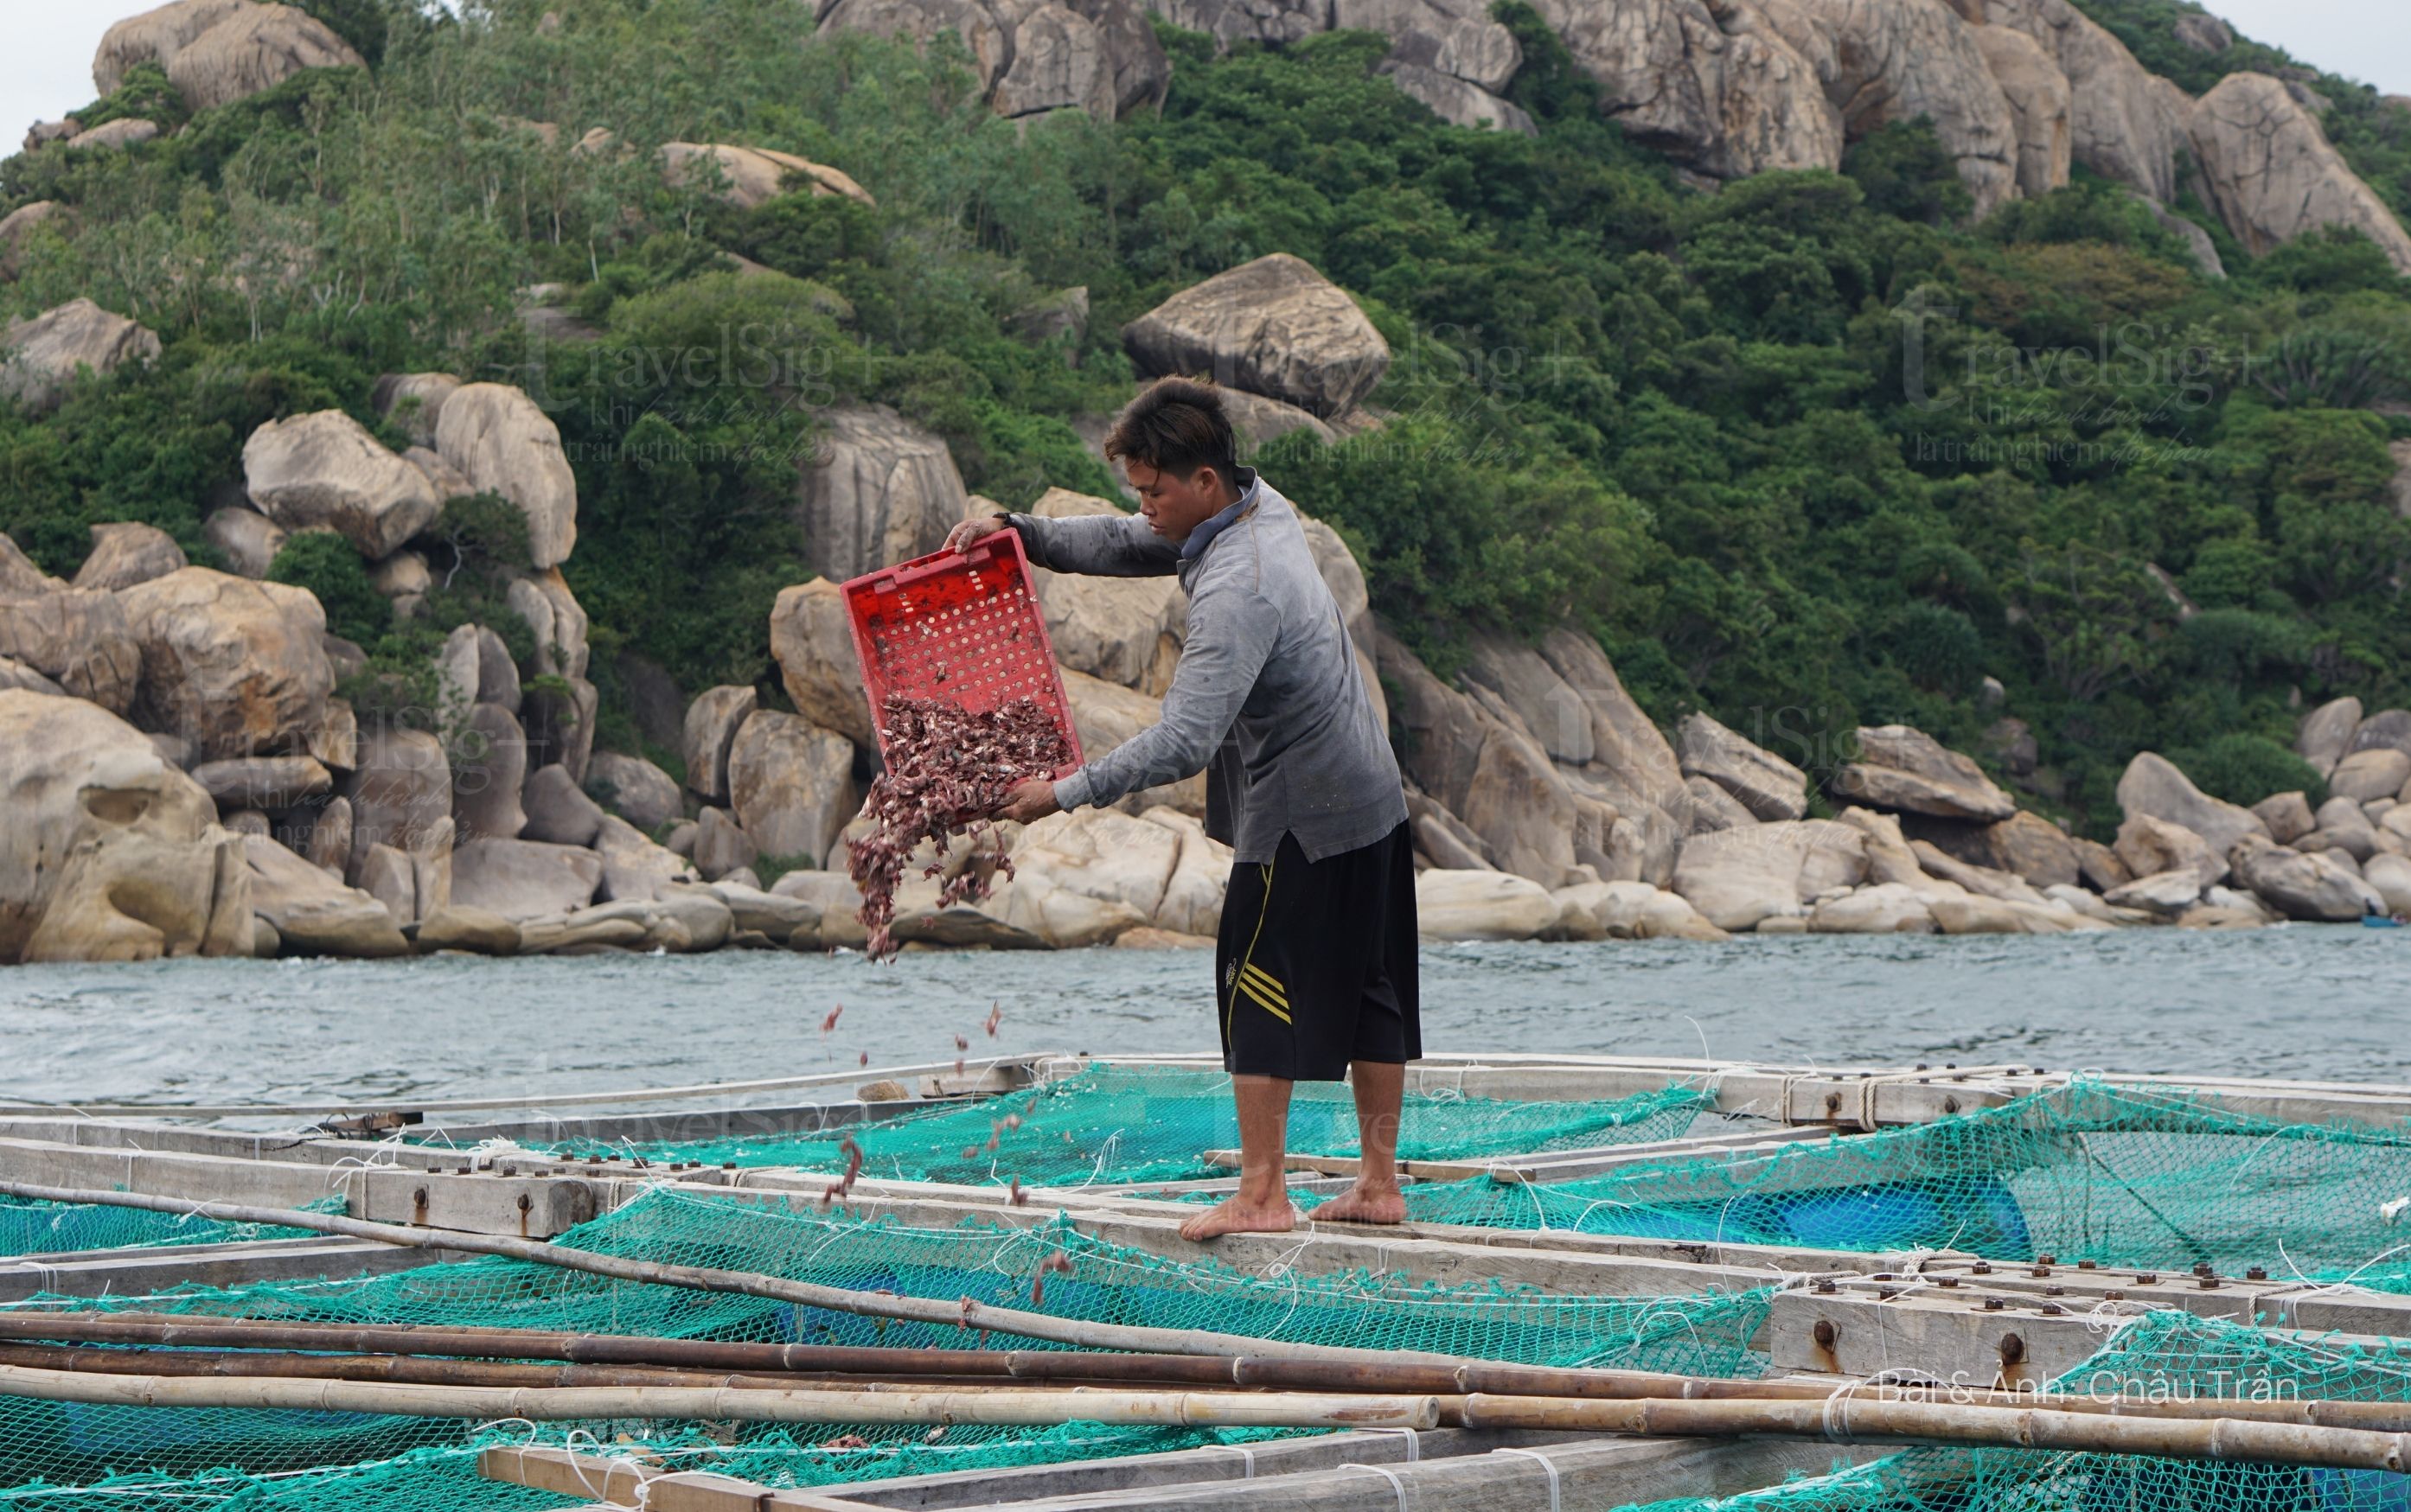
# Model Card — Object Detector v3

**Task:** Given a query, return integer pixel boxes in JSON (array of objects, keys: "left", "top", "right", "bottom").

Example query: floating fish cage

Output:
[{"left": 0, "top": 1055, "right": 2403, "bottom": 1511}]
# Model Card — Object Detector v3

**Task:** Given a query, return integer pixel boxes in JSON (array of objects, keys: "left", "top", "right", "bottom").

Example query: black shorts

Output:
[{"left": 1215, "top": 823, "right": 1421, "bottom": 1081}]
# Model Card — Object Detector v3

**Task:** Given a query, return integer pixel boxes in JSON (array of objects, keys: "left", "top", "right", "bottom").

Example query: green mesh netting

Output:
[
  {"left": 0, "top": 1184, "right": 1769, "bottom": 1509},
  {"left": 1612, "top": 1311, "right": 2411, "bottom": 1511},
  {"left": 0, "top": 1196, "right": 343, "bottom": 1258},
  {"left": 530, "top": 1065, "right": 1710, "bottom": 1187},
  {"left": 1386, "top": 1078, "right": 2411, "bottom": 1284}
]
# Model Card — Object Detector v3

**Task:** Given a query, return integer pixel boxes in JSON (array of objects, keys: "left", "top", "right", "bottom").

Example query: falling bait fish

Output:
[{"left": 847, "top": 694, "right": 1073, "bottom": 961}]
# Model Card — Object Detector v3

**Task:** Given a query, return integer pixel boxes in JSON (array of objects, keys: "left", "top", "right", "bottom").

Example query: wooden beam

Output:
[
  {"left": 488, "top": 1436, "right": 1866, "bottom": 1512},
  {"left": 0, "top": 1136, "right": 605, "bottom": 1237},
  {"left": 1196, "top": 1125, "right": 1837, "bottom": 1184},
  {"left": 0, "top": 1238, "right": 446, "bottom": 1301},
  {"left": 988, "top": 1435, "right": 1865, "bottom": 1511},
  {"left": 481, "top": 1445, "right": 879, "bottom": 1511}
]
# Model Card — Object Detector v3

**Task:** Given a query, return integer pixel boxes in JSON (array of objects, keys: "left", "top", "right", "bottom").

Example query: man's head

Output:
[{"left": 1104, "top": 377, "right": 1243, "bottom": 544}]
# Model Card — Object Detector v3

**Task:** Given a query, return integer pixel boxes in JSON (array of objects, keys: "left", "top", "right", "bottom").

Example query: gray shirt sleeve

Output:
[
  {"left": 1009, "top": 510, "right": 1180, "bottom": 577},
  {"left": 1053, "top": 576, "right": 1276, "bottom": 813}
]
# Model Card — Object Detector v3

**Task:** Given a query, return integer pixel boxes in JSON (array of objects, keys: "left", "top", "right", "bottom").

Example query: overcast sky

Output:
[{"left": 1, "top": 0, "right": 2405, "bottom": 139}]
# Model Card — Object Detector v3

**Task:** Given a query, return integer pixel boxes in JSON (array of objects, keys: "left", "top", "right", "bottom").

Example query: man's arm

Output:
[
  {"left": 944, "top": 510, "right": 1178, "bottom": 577},
  {"left": 1052, "top": 577, "right": 1276, "bottom": 813}
]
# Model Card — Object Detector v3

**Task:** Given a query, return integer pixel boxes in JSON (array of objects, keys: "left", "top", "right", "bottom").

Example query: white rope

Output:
[
  {"left": 1360, "top": 1426, "right": 1421, "bottom": 1462},
  {"left": 1218, "top": 1444, "right": 1257, "bottom": 1479},
  {"left": 1343, "top": 1460, "right": 1410, "bottom": 1511},
  {"left": 1494, "top": 1447, "right": 1560, "bottom": 1512}
]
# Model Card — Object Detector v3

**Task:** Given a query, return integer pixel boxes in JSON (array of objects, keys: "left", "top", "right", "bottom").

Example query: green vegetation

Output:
[{"left": 3, "top": 0, "right": 2408, "bottom": 838}]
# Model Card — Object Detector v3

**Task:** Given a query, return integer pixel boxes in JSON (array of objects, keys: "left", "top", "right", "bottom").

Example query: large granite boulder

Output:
[
  {"left": 1, "top": 299, "right": 161, "bottom": 415},
  {"left": 1958, "top": 0, "right": 2188, "bottom": 201},
  {"left": 521, "top": 763, "right": 605, "bottom": 847},
  {"left": 118, "top": 568, "right": 334, "bottom": 760},
  {"left": 371, "top": 372, "right": 462, "bottom": 448},
  {"left": 73, "top": 523, "right": 187, "bottom": 591},
  {"left": 93, "top": 0, "right": 254, "bottom": 93},
  {"left": 768, "top": 580, "right": 875, "bottom": 748},
  {"left": 1376, "top": 627, "right": 1581, "bottom": 886},
  {"left": 1135, "top": 806, "right": 1232, "bottom": 937},
  {"left": 2331, "top": 749, "right": 2411, "bottom": 806},
  {"left": 163, "top": 3, "right": 362, "bottom": 110},
  {"left": 2294, "top": 696, "right": 2361, "bottom": 777},
  {"left": 2229, "top": 833, "right": 2383, "bottom": 922},
  {"left": 1679, "top": 711, "right": 1807, "bottom": 822},
  {"left": 1810, "top": 882, "right": 1939, "bottom": 935},
  {"left": 2350, "top": 710, "right": 2411, "bottom": 761},
  {"left": 1123, "top": 254, "right": 1389, "bottom": 418},
  {"left": 817, "top": 0, "right": 1166, "bottom": 121},
  {"left": 1416, "top": 869, "right": 1558, "bottom": 941},
  {"left": 450, "top": 704, "right": 529, "bottom": 842},
  {"left": 1024, "top": 488, "right": 1186, "bottom": 694},
  {"left": 1672, "top": 819, "right": 1870, "bottom": 932},
  {"left": 1336, "top": 0, "right": 1521, "bottom": 89},
  {"left": 0, "top": 691, "right": 252, "bottom": 963},
  {"left": 2186, "top": 73, "right": 2411, "bottom": 273},
  {"left": 2114, "top": 751, "right": 2267, "bottom": 858},
  {"left": 1534, "top": 628, "right": 1690, "bottom": 884},
  {"left": 339, "top": 727, "right": 451, "bottom": 873},
  {"left": 450, "top": 837, "right": 604, "bottom": 920},
  {"left": 728, "top": 711, "right": 858, "bottom": 863},
  {"left": 1972, "top": 24, "right": 2070, "bottom": 197},
  {"left": 659, "top": 143, "right": 875, "bottom": 210},
  {"left": 190, "top": 755, "right": 330, "bottom": 812},
  {"left": 2252, "top": 790, "right": 2317, "bottom": 846},
  {"left": 1380, "top": 62, "right": 1536, "bottom": 133},
  {"left": 1793, "top": 0, "right": 2017, "bottom": 215},
  {"left": 0, "top": 571, "right": 142, "bottom": 715},
  {"left": 1832, "top": 724, "right": 2015, "bottom": 820},
  {"left": 65, "top": 120, "right": 161, "bottom": 152},
  {"left": 586, "top": 752, "right": 682, "bottom": 833},
  {"left": 203, "top": 507, "right": 287, "bottom": 579},
  {"left": 2114, "top": 811, "right": 2222, "bottom": 888},
  {"left": 1057, "top": 667, "right": 1207, "bottom": 817},
  {"left": 241, "top": 411, "right": 438, "bottom": 559},
  {"left": 1295, "top": 510, "right": 1384, "bottom": 728},
  {"left": 2368, "top": 853, "right": 2411, "bottom": 917},
  {"left": 681, "top": 685, "right": 762, "bottom": 805},
  {"left": 1529, "top": 0, "right": 1843, "bottom": 180},
  {"left": 592, "top": 814, "right": 701, "bottom": 903},
  {"left": 795, "top": 404, "right": 969, "bottom": 584},
  {"left": 503, "top": 570, "right": 588, "bottom": 681},
  {"left": 432, "top": 384, "right": 579, "bottom": 569},
  {"left": 1908, "top": 808, "right": 2081, "bottom": 889},
  {"left": 242, "top": 832, "right": 406, "bottom": 957},
  {"left": 1146, "top": 0, "right": 1326, "bottom": 48}
]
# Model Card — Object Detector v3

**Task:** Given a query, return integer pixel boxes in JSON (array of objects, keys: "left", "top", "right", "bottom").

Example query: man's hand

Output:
[
  {"left": 998, "top": 776, "right": 1060, "bottom": 824},
  {"left": 944, "top": 514, "right": 1010, "bottom": 556}
]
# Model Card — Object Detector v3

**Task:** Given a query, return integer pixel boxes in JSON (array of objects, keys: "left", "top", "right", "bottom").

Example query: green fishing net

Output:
[
  {"left": 0, "top": 1196, "right": 345, "bottom": 1258},
  {"left": 1391, "top": 1078, "right": 2411, "bottom": 1284},
  {"left": 528, "top": 1064, "right": 1711, "bottom": 1188},
  {"left": 1614, "top": 1311, "right": 2411, "bottom": 1511},
  {"left": 0, "top": 1184, "right": 1770, "bottom": 1509}
]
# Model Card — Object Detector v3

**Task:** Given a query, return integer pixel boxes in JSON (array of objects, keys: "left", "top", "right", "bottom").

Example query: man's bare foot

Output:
[
  {"left": 1314, "top": 1183, "right": 1406, "bottom": 1225},
  {"left": 1177, "top": 1194, "right": 1297, "bottom": 1241}
]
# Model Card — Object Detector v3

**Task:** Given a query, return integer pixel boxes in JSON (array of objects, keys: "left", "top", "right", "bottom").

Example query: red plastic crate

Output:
[{"left": 839, "top": 532, "right": 1084, "bottom": 778}]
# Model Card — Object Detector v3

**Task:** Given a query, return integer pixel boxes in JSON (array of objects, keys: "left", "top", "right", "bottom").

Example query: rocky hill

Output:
[{"left": 1, "top": 0, "right": 2408, "bottom": 961}]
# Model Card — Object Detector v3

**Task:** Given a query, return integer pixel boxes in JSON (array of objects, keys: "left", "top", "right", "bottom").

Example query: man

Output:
[{"left": 943, "top": 376, "right": 1417, "bottom": 1241}]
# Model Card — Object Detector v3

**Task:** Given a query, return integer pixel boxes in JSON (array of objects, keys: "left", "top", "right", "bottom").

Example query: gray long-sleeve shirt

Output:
[{"left": 1010, "top": 470, "right": 1406, "bottom": 864}]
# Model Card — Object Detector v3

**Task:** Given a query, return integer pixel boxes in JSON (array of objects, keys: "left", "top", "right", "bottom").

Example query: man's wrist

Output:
[{"left": 1052, "top": 769, "right": 1095, "bottom": 813}]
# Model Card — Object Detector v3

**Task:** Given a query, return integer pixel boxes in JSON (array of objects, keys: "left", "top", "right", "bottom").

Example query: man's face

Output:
[{"left": 1125, "top": 460, "right": 1231, "bottom": 544}]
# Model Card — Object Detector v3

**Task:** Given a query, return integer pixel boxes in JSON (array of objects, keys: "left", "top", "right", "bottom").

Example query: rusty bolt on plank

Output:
[
  {"left": 1982, "top": 1298, "right": 2005, "bottom": 1311},
  {"left": 2247, "top": 1266, "right": 2267, "bottom": 1280}
]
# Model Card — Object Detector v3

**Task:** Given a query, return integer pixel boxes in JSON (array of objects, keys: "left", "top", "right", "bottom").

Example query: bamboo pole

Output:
[
  {"left": 0, "top": 1344, "right": 1034, "bottom": 1394},
  {"left": 1452, "top": 1394, "right": 2411, "bottom": 1472},
  {"left": 0, "top": 1362, "right": 1439, "bottom": 1431},
  {"left": 0, "top": 1358, "right": 2398, "bottom": 1472},
  {"left": 7, "top": 1313, "right": 2410, "bottom": 1436},
  {"left": 0, "top": 1180, "right": 1450, "bottom": 1366}
]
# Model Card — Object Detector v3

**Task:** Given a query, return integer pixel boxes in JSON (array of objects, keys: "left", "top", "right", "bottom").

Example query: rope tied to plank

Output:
[
  {"left": 1493, "top": 1446, "right": 1560, "bottom": 1512},
  {"left": 1344, "top": 1459, "right": 1410, "bottom": 1512},
  {"left": 1218, "top": 1444, "right": 1257, "bottom": 1479},
  {"left": 1360, "top": 1426, "right": 1421, "bottom": 1461}
]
